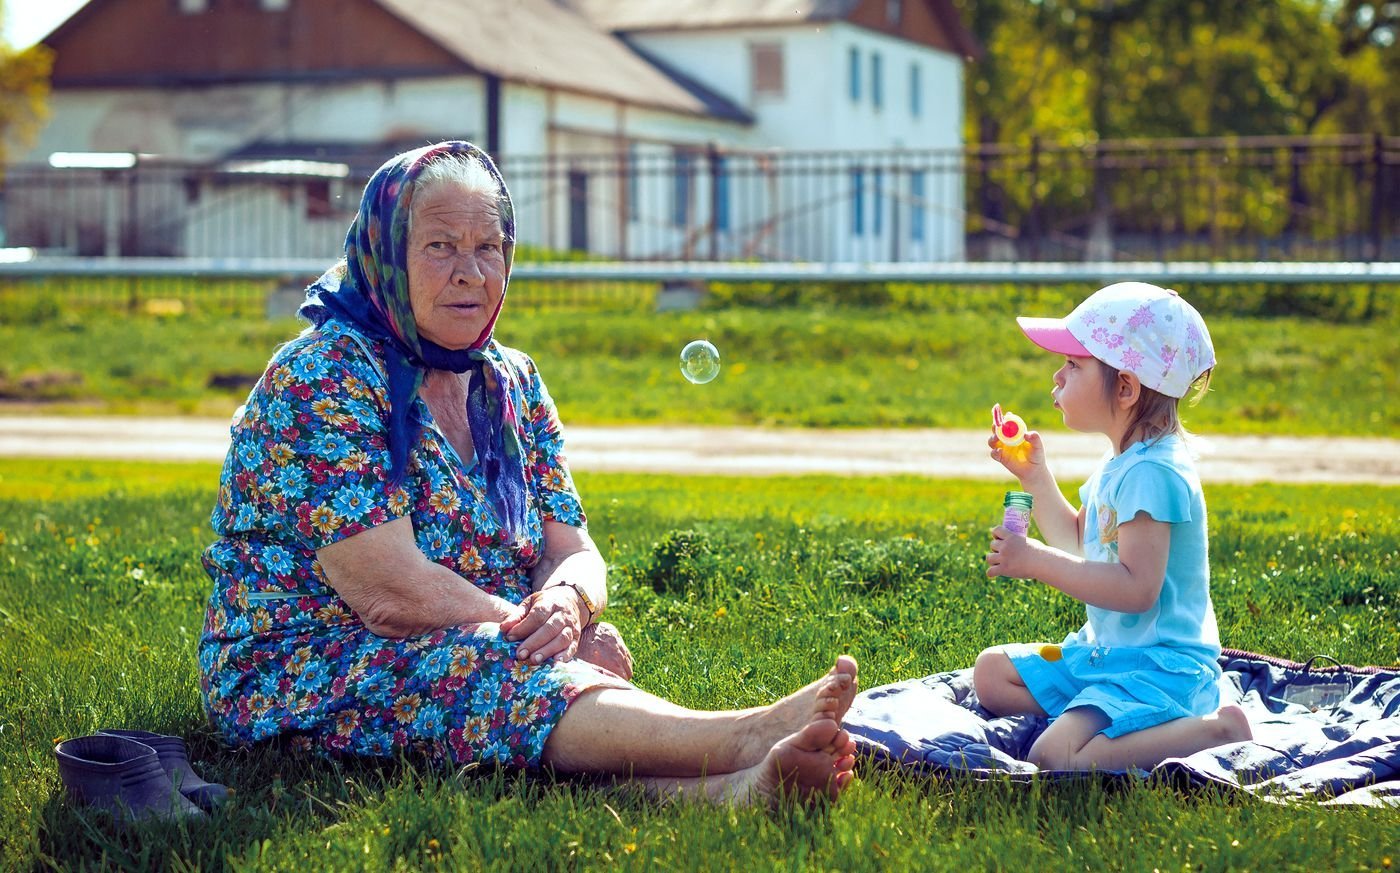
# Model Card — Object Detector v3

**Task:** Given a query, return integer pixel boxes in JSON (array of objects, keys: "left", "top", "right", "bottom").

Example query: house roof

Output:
[
  {"left": 42, "top": 0, "right": 752, "bottom": 123},
  {"left": 566, "top": 0, "right": 981, "bottom": 59},
  {"left": 371, "top": 0, "right": 753, "bottom": 121}
]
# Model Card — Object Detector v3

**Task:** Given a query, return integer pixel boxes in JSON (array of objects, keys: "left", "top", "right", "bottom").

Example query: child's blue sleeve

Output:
[{"left": 1113, "top": 461, "right": 1194, "bottom": 525}]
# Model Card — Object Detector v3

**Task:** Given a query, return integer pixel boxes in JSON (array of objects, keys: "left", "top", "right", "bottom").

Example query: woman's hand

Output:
[
  {"left": 500, "top": 585, "right": 589, "bottom": 665},
  {"left": 986, "top": 525, "right": 1047, "bottom": 580},
  {"left": 987, "top": 429, "right": 1047, "bottom": 482},
  {"left": 575, "top": 622, "right": 634, "bottom": 680}
]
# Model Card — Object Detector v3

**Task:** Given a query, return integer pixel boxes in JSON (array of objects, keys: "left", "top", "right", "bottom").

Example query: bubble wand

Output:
[{"left": 992, "top": 403, "right": 1032, "bottom": 463}]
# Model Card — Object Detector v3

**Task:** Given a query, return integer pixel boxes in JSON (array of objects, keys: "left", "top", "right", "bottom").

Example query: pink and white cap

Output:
[{"left": 1016, "top": 282, "right": 1215, "bottom": 398}]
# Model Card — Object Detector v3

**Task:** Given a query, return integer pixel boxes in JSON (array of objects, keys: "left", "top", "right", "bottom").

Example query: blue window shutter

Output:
[
  {"left": 911, "top": 171, "right": 925, "bottom": 241},
  {"left": 714, "top": 155, "right": 729, "bottom": 232},
  {"left": 673, "top": 150, "right": 692, "bottom": 227},
  {"left": 849, "top": 47, "right": 860, "bottom": 101},
  {"left": 851, "top": 169, "right": 865, "bottom": 236},
  {"left": 872, "top": 53, "right": 882, "bottom": 109},
  {"left": 873, "top": 169, "right": 884, "bottom": 234},
  {"left": 910, "top": 63, "right": 921, "bottom": 117}
]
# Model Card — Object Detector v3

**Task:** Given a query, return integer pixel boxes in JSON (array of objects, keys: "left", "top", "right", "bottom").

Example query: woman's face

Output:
[{"left": 405, "top": 182, "right": 507, "bottom": 350}]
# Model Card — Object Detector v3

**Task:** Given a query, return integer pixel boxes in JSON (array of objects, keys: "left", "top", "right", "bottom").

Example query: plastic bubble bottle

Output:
[{"left": 1002, "top": 490, "right": 1034, "bottom": 536}]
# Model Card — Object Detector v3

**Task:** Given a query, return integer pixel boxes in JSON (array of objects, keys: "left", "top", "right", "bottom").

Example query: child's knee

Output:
[{"left": 972, "top": 647, "right": 1014, "bottom": 704}]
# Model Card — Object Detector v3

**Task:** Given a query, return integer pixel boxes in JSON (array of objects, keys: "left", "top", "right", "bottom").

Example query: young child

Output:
[{"left": 974, "top": 281, "right": 1252, "bottom": 771}]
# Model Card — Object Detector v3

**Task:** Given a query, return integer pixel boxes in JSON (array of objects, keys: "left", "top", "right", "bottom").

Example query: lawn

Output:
[
  {"left": 1, "top": 459, "right": 1396, "bottom": 870},
  {"left": 1, "top": 285, "right": 1397, "bottom": 436}
]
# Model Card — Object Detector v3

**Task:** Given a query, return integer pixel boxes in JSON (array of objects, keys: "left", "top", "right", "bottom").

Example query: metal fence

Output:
[{"left": 3, "top": 134, "right": 1396, "bottom": 265}]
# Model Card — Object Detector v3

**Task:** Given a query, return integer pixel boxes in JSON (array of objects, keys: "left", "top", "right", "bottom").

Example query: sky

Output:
[{"left": 3, "top": 0, "right": 86, "bottom": 48}]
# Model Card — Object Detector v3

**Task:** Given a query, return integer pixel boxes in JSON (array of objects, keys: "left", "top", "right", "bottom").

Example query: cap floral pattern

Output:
[{"left": 1067, "top": 283, "right": 1215, "bottom": 398}]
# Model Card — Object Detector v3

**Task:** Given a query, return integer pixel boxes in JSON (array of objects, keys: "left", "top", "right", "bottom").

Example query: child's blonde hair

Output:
[{"left": 1101, "top": 365, "right": 1213, "bottom": 453}]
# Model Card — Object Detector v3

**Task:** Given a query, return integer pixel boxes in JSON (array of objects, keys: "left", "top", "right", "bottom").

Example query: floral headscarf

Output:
[{"left": 299, "top": 141, "right": 529, "bottom": 541}]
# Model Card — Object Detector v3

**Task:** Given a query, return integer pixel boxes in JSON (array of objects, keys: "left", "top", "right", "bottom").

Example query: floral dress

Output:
[{"left": 198, "top": 318, "right": 621, "bottom": 767}]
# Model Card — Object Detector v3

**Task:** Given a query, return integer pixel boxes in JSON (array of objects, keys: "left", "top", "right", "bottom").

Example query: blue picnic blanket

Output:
[{"left": 845, "top": 649, "right": 1400, "bottom": 807}]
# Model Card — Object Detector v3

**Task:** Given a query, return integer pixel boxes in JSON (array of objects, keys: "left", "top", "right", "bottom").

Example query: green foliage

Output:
[
  {"left": 0, "top": 460, "right": 1396, "bottom": 869},
  {"left": 0, "top": 290, "right": 1397, "bottom": 433},
  {"left": 0, "top": 15, "right": 51, "bottom": 167}
]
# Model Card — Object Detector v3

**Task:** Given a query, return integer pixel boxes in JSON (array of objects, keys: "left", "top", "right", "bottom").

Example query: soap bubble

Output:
[{"left": 679, "top": 339, "right": 721, "bottom": 384}]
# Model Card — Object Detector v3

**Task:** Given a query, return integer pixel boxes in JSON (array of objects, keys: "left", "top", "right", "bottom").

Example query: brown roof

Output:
[
  {"left": 566, "top": 0, "right": 861, "bottom": 31},
  {"left": 566, "top": 0, "right": 980, "bottom": 59},
  {"left": 42, "top": 0, "right": 751, "bottom": 120},
  {"left": 374, "top": 0, "right": 734, "bottom": 117}
]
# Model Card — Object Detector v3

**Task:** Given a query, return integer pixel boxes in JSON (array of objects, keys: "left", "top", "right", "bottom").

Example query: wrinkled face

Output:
[
  {"left": 406, "top": 182, "right": 507, "bottom": 350},
  {"left": 1051, "top": 354, "right": 1114, "bottom": 434}
]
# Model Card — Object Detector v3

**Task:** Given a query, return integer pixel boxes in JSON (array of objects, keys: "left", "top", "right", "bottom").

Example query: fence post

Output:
[
  {"left": 1371, "top": 132, "right": 1385, "bottom": 263},
  {"left": 707, "top": 142, "right": 721, "bottom": 261},
  {"left": 1027, "top": 136, "right": 1041, "bottom": 261}
]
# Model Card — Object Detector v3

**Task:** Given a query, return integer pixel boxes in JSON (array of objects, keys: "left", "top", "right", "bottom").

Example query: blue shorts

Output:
[{"left": 1006, "top": 640, "right": 1221, "bottom": 738}]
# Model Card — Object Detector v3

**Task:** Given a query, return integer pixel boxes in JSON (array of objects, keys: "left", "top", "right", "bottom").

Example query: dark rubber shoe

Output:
[
  {"left": 54, "top": 735, "right": 206, "bottom": 823},
  {"left": 98, "top": 729, "right": 229, "bottom": 811}
]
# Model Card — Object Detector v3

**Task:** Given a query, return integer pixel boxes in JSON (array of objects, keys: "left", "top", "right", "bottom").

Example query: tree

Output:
[{"left": 0, "top": 0, "right": 53, "bottom": 169}]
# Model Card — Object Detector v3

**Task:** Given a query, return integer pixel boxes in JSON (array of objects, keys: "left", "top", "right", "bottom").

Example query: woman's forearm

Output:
[
  {"left": 530, "top": 547, "right": 608, "bottom": 620},
  {"left": 316, "top": 516, "right": 516, "bottom": 638},
  {"left": 355, "top": 562, "right": 517, "bottom": 638}
]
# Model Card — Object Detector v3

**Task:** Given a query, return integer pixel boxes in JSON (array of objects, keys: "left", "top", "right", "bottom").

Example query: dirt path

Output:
[{"left": 2, "top": 415, "right": 1397, "bottom": 485}]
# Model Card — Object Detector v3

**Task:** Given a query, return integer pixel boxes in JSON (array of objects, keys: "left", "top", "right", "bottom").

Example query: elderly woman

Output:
[{"left": 198, "top": 141, "right": 858, "bottom": 803}]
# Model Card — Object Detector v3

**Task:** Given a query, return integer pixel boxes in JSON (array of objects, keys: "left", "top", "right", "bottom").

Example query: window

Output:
[
  {"left": 910, "top": 171, "right": 926, "bottom": 241},
  {"left": 673, "top": 149, "right": 693, "bottom": 228},
  {"left": 261, "top": 0, "right": 289, "bottom": 9},
  {"left": 850, "top": 169, "right": 865, "bottom": 236},
  {"left": 848, "top": 47, "right": 860, "bottom": 101},
  {"left": 887, "top": 0, "right": 902, "bottom": 26},
  {"left": 910, "top": 63, "right": 921, "bottom": 117},
  {"left": 871, "top": 53, "right": 883, "bottom": 110},
  {"left": 177, "top": 0, "right": 208, "bottom": 12},
  {"left": 873, "top": 169, "right": 884, "bottom": 234},
  {"left": 750, "top": 42, "right": 784, "bottom": 98},
  {"left": 713, "top": 155, "right": 730, "bottom": 232}
]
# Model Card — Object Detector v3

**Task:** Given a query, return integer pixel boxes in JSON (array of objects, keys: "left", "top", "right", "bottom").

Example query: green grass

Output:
[
  {"left": 1, "top": 459, "right": 1396, "bottom": 870},
  {"left": 1, "top": 295, "right": 1398, "bottom": 434}
]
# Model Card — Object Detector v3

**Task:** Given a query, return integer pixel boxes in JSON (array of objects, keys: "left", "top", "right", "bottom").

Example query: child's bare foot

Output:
[
  {"left": 735, "top": 716, "right": 858, "bottom": 806},
  {"left": 1212, "top": 704, "right": 1252, "bottom": 744},
  {"left": 735, "top": 656, "right": 859, "bottom": 769}
]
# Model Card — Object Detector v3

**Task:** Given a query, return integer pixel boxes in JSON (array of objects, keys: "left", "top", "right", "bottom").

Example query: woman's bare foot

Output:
[
  {"left": 733, "top": 655, "right": 859, "bottom": 769},
  {"left": 734, "top": 717, "right": 858, "bottom": 806}
]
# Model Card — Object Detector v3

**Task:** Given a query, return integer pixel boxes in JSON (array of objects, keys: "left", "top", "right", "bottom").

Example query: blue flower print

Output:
[
  {"left": 544, "top": 491, "right": 582, "bottom": 526},
  {"left": 263, "top": 546, "right": 294, "bottom": 577},
  {"left": 310, "top": 431, "right": 353, "bottom": 461},
  {"left": 413, "top": 703, "right": 448, "bottom": 738},
  {"left": 419, "top": 523, "right": 454, "bottom": 561},
  {"left": 265, "top": 398, "right": 294, "bottom": 431},
  {"left": 290, "top": 354, "right": 332, "bottom": 383},
  {"left": 198, "top": 321, "right": 603, "bottom": 769},
  {"left": 332, "top": 484, "right": 376, "bottom": 521},
  {"left": 417, "top": 647, "right": 453, "bottom": 680}
]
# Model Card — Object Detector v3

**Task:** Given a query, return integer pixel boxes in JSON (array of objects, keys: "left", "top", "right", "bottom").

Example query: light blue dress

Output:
[{"left": 1008, "top": 434, "right": 1222, "bottom": 738}]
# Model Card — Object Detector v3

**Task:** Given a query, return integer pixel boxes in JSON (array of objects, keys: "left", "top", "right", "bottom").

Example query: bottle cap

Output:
[{"left": 1003, "top": 490, "right": 1034, "bottom": 509}]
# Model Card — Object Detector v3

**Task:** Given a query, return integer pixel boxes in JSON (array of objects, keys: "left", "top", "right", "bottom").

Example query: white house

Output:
[{"left": 12, "top": 0, "right": 978, "bottom": 262}]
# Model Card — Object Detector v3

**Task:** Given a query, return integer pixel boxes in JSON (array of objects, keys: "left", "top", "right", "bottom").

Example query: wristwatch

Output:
[{"left": 561, "top": 582, "right": 596, "bottom": 622}]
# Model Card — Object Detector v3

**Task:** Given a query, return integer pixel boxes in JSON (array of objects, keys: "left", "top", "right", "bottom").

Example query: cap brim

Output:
[{"left": 1016, "top": 317, "right": 1094, "bottom": 357}]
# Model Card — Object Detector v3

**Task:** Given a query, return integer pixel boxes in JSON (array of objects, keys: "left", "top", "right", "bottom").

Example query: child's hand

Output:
[
  {"left": 986, "top": 526, "right": 1043, "bottom": 579},
  {"left": 987, "top": 428, "right": 1045, "bottom": 480}
]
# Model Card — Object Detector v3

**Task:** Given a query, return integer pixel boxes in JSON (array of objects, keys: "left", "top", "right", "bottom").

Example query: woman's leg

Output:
[
  {"left": 542, "top": 656, "right": 859, "bottom": 803},
  {"left": 627, "top": 717, "right": 859, "bottom": 805},
  {"left": 1028, "top": 705, "right": 1252, "bottom": 771}
]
